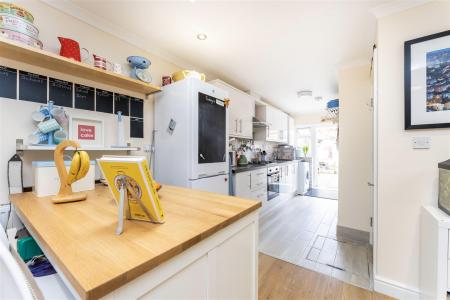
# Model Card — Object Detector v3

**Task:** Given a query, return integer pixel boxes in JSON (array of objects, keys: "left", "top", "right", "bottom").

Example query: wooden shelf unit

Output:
[{"left": 0, "top": 38, "right": 161, "bottom": 96}]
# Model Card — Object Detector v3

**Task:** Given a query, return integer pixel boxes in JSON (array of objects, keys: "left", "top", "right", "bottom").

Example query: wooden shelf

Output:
[
  {"left": 17, "top": 145, "right": 140, "bottom": 151},
  {"left": 0, "top": 38, "right": 161, "bottom": 96}
]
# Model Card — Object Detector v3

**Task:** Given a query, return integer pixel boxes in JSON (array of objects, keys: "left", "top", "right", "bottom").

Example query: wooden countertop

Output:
[{"left": 11, "top": 185, "right": 261, "bottom": 299}]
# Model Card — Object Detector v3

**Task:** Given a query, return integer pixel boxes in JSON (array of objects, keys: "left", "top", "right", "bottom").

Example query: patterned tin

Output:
[
  {"left": 0, "top": 13, "right": 39, "bottom": 39},
  {"left": 0, "top": 2, "right": 34, "bottom": 23},
  {"left": 0, "top": 28, "right": 42, "bottom": 49}
]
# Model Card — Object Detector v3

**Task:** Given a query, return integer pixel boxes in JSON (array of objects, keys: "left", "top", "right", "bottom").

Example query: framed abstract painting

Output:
[{"left": 405, "top": 30, "right": 450, "bottom": 129}]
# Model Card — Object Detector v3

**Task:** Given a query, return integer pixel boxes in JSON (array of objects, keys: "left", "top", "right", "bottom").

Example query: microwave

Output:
[{"left": 276, "top": 145, "right": 295, "bottom": 161}]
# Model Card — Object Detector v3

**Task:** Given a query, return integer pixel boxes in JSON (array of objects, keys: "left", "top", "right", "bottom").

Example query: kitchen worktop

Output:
[
  {"left": 232, "top": 160, "right": 300, "bottom": 173},
  {"left": 10, "top": 185, "right": 261, "bottom": 299}
]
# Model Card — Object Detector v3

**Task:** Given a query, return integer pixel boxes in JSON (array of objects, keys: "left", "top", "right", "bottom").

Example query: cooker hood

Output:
[{"left": 252, "top": 117, "right": 269, "bottom": 128}]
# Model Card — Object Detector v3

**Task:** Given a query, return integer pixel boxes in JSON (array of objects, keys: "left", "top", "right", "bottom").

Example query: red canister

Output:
[{"left": 162, "top": 76, "right": 172, "bottom": 86}]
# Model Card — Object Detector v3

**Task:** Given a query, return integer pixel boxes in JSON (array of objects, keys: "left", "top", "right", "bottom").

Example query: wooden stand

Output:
[{"left": 52, "top": 140, "right": 87, "bottom": 204}]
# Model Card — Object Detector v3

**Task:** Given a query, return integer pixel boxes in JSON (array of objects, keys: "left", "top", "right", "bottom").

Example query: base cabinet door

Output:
[
  {"left": 140, "top": 256, "right": 208, "bottom": 299},
  {"left": 210, "top": 222, "right": 257, "bottom": 300},
  {"left": 235, "top": 172, "right": 252, "bottom": 199}
]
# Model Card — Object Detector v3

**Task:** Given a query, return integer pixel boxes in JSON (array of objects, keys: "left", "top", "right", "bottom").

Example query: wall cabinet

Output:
[
  {"left": 254, "top": 105, "right": 288, "bottom": 143},
  {"left": 288, "top": 116, "right": 296, "bottom": 146},
  {"left": 209, "top": 79, "right": 255, "bottom": 139},
  {"left": 234, "top": 168, "right": 267, "bottom": 201}
]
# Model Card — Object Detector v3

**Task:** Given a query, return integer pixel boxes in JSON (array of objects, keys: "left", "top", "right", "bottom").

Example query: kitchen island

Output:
[{"left": 10, "top": 185, "right": 261, "bottom": 300}]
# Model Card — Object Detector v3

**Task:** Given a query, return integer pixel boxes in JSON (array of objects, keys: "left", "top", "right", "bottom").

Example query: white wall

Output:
[
  {"left": 294, "top": 112, "right": 327, "bottom": 126},
  {"left": 0, "top": 0, "right": 189, "bottom": 204},
  {"left": 376, "top": 1, "right": 450, "bottom": 294},
  {"left": 338, "top": 64, "right": 372, "bottom": 233}
]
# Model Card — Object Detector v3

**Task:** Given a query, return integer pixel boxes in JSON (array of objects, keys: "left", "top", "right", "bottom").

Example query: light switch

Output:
[{"left": 412, "top": 136, "right": 431, "bottom": 149}]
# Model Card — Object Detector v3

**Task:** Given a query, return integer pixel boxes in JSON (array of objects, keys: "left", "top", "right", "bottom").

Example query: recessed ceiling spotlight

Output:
[
  {"left": 297, "top": 90, "right": 312, "bottom": 98},
  {"left": 196, "top": 33, "right": 207, "bottom": 40}
]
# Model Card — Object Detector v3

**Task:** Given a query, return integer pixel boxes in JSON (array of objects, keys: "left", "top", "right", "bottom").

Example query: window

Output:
[{"left": 296, "top": 127, "right": 312, "bottom": 156}]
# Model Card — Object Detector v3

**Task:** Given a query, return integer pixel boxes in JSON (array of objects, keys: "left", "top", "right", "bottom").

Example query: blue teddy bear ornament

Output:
[{"left": 127, "top": 56, "right": 152, "bottom": 83}]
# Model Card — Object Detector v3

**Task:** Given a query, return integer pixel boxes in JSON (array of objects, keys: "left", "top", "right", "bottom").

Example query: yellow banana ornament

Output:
[{"left": 66, "top": 151, "right": 90, "bottom": 185}]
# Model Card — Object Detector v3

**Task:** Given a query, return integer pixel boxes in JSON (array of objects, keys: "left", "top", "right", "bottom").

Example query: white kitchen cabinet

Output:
[
  {"left": 212, "top": 223, "right": 257, "bottom": 299},
  {"left": 292, "top": 162, "right": 298, "bottom": 194},
  {"left": 235, "top": 168, "right": 267, "bottom": 201},
  {"left": 209, "top": 79, "right": 255, "bottom": 139},
  {"left": 288, "top": 116, "right": 296, "bottom": 146},
  {"left": 108, "top": 212, "right": 259, "bottom": 300},
  {"left": 254, "top": 105, "right": 288, "bottom": 143},
  {"left": 279, "top": 162, "right": 297, "bottom": 194}
]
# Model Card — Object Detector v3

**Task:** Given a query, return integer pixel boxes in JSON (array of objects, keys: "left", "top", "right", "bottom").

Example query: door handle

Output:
[
  {"left": 367, "top": 182, "right": 374, "bottom": 187},
  {"left": 200, "top": 154, "right": 206, "bottom": 160}
]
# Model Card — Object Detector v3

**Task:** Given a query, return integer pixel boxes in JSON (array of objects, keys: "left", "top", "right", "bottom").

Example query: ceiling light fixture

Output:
[
  {"left": 297, "top": 90, "right": 312, "bottom": 98},
  {"left": 196, "top": 33, "right": 207, "bottom": 40},
  {"left": 314, "top": 96, "right": 323, "bottom": 102}
]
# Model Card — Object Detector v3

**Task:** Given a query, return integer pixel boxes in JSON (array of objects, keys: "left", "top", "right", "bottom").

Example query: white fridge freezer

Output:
[
  {"left": 154, "top": 78, "right": 229, "bottom": 195},
  {"left": 189, "top": 174, "right": 229, "bottom": 195}
]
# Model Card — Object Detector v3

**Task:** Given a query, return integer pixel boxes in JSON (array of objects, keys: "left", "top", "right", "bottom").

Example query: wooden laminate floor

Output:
[{"left": 259, "top": 253, "right": 394, "bottom": 300}]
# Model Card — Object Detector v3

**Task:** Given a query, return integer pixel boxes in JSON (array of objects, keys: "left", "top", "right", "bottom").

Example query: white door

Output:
[{"left": 190, "top": 175, "right": 229, "bottom": 195}]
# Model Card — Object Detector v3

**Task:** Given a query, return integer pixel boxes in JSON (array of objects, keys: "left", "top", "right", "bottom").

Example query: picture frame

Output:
[
  {"left": 69, "top": 116, "right": 104, "bottom": 147},
  {"left": 404, "top": 30, "right": 450, "bottom": 129}
]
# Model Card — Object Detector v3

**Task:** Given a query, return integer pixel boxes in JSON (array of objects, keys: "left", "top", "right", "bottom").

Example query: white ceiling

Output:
[{"left": 65, "top": 0, "right": 386, "bottom": 116}]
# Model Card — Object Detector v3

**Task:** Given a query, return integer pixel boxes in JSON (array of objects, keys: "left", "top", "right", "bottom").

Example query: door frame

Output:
[
  {"left": 371, "top": 46, "right": 379, "bottom": 277},
  {"left": 312, "top": 123, "right": 339, "bottom": 190}
]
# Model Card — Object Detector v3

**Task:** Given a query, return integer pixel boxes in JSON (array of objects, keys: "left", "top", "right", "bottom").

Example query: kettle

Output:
[{"left": 238, "top": 154, "right": 248, "bottom": 166}]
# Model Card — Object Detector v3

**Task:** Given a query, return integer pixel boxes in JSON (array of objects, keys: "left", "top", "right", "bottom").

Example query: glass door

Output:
[{"left": 198, "top": 92, "right": 226, "bottom": 164}]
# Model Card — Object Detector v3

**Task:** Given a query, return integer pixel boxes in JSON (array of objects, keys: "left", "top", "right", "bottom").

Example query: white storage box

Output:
[{"left": 32, "top": 160, "right": 95, "bottom": 197}]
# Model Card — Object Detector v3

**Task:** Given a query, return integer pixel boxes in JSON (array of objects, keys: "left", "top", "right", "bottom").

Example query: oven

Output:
[{"left": 267, "top": 166, "right": 280, "bottom": 200}]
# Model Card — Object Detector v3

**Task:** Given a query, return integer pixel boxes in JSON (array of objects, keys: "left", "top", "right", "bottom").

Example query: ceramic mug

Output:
[
  {"left": 31, "top": 106, "right": 50, "bottom": 122},
  {"left": 113, "top": 63, "right": 122, "bottom": 74},
  {"left": 50, "top": 107, "right": 68, "bottom": 127},
  {"left": 93, "top": 54, "right": 112, "bottom": 70},
  {"left": 28, "top": 131, "right": 48, "bottom": 144},
  {"left": 38, "top": 118, "right": 60, "bottom": 134},
  {"left": 53, "top": 129, "right": 67, "bottom": 144}
]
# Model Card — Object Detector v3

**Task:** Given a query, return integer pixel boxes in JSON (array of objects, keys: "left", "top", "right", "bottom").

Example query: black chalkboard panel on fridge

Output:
[
  {"left": 19, "top": 71, "right": 47, "bottom": 103},
  {"left": 74, "top": 84, "right": 95, "bottom": 111},
  {"left": 49, "top": 77, "right": 73, "bottom": 107},
  {"left": 130, "top": 117, "right": 144, "bottom": 138},
  {"left": 130, "top": 97, "right": 144, "bottom": 118},
  {"left": 96, "top": 89, "right": 113, "bottom": 113},
  {"left": 0, "top": 66, "right": 17, "bottom": 99},
  {"left": 114, "top": 93, "right": 130, "bottom": 116}
]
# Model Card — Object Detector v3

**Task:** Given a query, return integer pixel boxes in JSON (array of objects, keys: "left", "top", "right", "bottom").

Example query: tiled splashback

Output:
[{"left": 229, "top": 138, "right": 279, "bottom": 162}]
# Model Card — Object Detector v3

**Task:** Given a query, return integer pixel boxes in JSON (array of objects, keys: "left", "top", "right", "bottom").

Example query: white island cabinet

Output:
[{"left": 11, "top": 186, "right": 261, "bottom": 300}]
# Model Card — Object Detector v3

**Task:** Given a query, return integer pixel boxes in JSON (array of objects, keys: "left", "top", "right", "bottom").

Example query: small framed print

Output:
[
  {"left": 69, "top": 116, "right": 104, "bottom": 147},
  {"left": 405, "top": 30, "right": 450, "bottom": 129}
]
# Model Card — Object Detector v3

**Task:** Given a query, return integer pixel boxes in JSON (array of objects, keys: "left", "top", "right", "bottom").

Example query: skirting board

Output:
[
  {"left": 374, "top": 275, "right": 420, "bottom": 300},
  {"left": 336, "top": 225, "right": 370, "bottom": 243}
]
